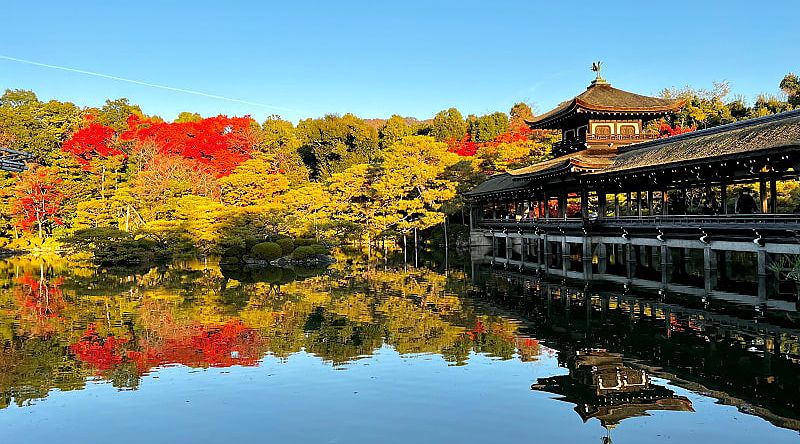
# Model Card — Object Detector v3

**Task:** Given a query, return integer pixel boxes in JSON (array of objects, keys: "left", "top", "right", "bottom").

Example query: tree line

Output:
[{"left": 0, "top": 73, "right": 796, "bottom": 261}]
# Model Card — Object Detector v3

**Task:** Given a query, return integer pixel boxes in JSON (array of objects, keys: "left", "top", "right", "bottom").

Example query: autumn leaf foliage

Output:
[
  {"left": 10, "top": 166, "right": 65, "bottom": 236},
  {"left": 120, "top": 114, "right": 257, "bottom": 177},
  {"left": 61, "top": 118, "right": 122, "bottom": 164}
]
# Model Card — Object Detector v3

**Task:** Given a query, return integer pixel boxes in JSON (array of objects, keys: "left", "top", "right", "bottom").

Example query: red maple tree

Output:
[
  {"left": 10, "top": 166, "right": 65, "bottom": 238},
  {"left": 658, "top": 122, "right": 697, "bottom": 137},
  {"left": 120, "top": 114, "right": 257, "bottom": 176},
  {"left": 61, "top": 119, "right": 123, "bottom": 164}
]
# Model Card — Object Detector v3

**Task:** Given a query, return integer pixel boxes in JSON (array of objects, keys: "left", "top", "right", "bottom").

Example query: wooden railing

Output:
[
  {"left": 478, "top": 214, "right": 800, "bottom": 227},
  {"left": 586, "top": 133, "right": 660, "bottom": 143},
  {"left": 553, "top": 133, "right": 661, "bottom": 151}
]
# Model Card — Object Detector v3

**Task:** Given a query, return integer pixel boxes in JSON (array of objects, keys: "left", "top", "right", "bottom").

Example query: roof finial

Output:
[
  {"left": 592, "top": 61, "right": 602, "bottom": 78},
  {"left": 590, "top": 61, "right": 609, "bottom": 86}
]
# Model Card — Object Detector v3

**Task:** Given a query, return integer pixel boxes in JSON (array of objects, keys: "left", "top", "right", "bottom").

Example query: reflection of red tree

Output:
[
  {"left": 15, "top": 274, "right": 65, "bottom": 319},
  {"left": 69, "top": 324, "right": 128, "bottom": 371},
  {"left": 130, "top": 320, "right": 265, "bottom": 371},
  {"left": 70, "top": 320, "right": 266, "bottom": 376}
]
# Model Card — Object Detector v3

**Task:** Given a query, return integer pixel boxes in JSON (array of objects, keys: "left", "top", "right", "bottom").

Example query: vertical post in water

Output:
[
  {"left": 414, "top": 227, "right": 418, "bottom": 268},
  {"left": 443, "top": 216, "right": 449, "bottom": 275},
  {"left": 703, "top": 246, "right": 717, "bottom": 294}
]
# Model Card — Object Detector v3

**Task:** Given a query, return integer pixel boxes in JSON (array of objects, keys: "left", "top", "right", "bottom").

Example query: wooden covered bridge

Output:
[
  {"left": 0, "top": 146, "right": 32, "bottom": 172},
  {"left": 466, "top": 74, "right": 800, "bottom": 305}
]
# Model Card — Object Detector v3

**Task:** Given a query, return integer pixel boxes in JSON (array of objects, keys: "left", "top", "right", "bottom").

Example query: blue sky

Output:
[{"left": 0, "top": 0, "right": 797, "bottom": 123}]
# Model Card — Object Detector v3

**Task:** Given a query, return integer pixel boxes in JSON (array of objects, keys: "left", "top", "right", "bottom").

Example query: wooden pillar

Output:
[
  {"left": 625, "top": 243, "right": 635, "bottom": 280},
  {"left": 647, "top": 191, "right": 654, "bottom": 216},
  {"left": 760, "top": 177, "right": 769, "bottom": 213},
  {"left": 757, "top": 250, "right": 769, "bottom": 303},
  {"left": 544, "top": 192, "right": 550, "bottom": 221},
  {"left": 580, "top": 190, "right": 589, "bottom": 218},
  {"left": 558, "top": 193, "right": 567, "bottom": 219},
  {"left": 770, "top": 178, "right": 778, "bottom": 214},
  {"left": 598, "top": 193, "right": 607, "bottom": 218},
  {"left": 626, "top": 192, "right": 632, "bottom": 216},
  {"left": 597, "top": 243, "right": 607, "bottom": 274},
  {"left": 660, "top": 244, "right": 670, "bottom": 287},
  {"left": 637, "top": 191, "right": 643, "bottom": 217},
  {"left": 681, "top": 188, "right": 687, "bottom": 214},
  {"left": 662, "top": 190, "right": 669, "bottom": 215},
  {"left": 542, "top": 235, "right": 549, "bottom": 275},
  {"left": 614, "top": 194, "right": 620, "bottom": 217},
  {"left": 721, "top": 182, "right": 728, "bottom": 214},
  {"left": 583, "top": 236, "right": 593, "bottom": 280},
  {"left": 703, "top": 247, "right": 717, "bottom": 294}
]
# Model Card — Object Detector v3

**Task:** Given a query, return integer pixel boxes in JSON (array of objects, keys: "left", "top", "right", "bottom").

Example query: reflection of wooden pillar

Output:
[
  {"left": 542, "top": 235, "right": 549, "bottom": 275},
  {"left": 770, "top": 178, "right": 778, "bottom": 214},
  {"left": 757, "top": 250, "right": 769, "bottom": 303},
  {"left": 760, "top": 177, "right": 768, "bottom": 213},
  {"left": 562, "top": 238, "right": 569, "bottom": 276}
]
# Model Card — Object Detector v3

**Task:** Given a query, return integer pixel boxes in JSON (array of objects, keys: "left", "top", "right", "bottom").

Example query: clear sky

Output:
[{"left": 1, "top": 0, "right": 797, "bottom": 123}]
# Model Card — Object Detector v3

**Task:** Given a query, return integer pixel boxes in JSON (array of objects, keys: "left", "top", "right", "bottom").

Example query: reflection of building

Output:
[{"left": 532, "top": 349, "right": 693, "bottom": 440}]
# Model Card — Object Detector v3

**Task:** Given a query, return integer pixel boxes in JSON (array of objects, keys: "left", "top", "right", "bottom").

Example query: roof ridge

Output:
[{"left": 619, "top": 108, "right": 800, "bottom": 153}]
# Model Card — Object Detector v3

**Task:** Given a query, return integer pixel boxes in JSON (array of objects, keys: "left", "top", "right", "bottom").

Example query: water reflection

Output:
[
  {"left": 0, "top": 255, "right": 534, "bottom": 409},
  {"left": 532, "top": 349, "right": 693, "bottom": 443},
  {"left": 0, "top": 253, "right": 799, "bottom": 443},
  {"left": 474, "top": 265, "right": 800, "bottom": 431}
]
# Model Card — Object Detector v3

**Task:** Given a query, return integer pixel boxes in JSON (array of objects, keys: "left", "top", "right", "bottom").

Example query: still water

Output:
[{"left": 0, "top": 253, "right": 798, "bottom": 443}]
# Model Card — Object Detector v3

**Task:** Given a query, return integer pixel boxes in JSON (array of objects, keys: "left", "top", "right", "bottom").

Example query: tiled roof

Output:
[
  {"left": 463, "top": 172, "right": 529, "bottom": 197},
  {"left": 526, "top": 81, "right": 683, "bottom": 128},
  {"left": 594, "top": 109, "right": 800, "bottom": 175}
]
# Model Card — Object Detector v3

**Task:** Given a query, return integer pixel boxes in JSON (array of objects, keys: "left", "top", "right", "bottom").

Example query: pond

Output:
[{"left": 0, "top": 252, "right": 798, "bottom": 443}]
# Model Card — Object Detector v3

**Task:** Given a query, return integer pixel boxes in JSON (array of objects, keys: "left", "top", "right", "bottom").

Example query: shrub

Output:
[
  {"left": 276, "top": 238, "right": 295, "bottom": 255},
  {"left": 294, "top": 238, "right": 316, "bottom": 247},
  {"left": 309, "top": 244, "right": 329, "bottom": 255},
  {"left": 291, "top": 246, "right": 316, "bottom": 260},
  {"left": 251, "top": 242, "right": 282, "bottom": 260}
]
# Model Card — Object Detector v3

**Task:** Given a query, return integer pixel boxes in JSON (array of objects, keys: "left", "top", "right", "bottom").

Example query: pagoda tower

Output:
[{"left": 526, "top": 68, "right": 684, "bottom": 157}]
